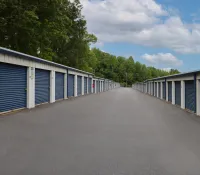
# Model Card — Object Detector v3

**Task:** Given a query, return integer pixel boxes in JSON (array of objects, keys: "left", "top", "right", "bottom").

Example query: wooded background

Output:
[{"left": 0, "top": 0, "right": 179, "bottom": 86}]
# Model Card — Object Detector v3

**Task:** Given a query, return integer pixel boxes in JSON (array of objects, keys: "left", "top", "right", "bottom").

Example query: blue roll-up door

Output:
[
  {"left": 35, "top": 69, "right": 50, "bottom": 105},
  {"left": 93, "top": 80, "right": 95, "bottom": 93},
  {"left": 155, "top": 82, "right": 157, "bottom": 96},
  {"left": 158, "top": 82, "right": 161, "bottom": 98},
  {"left": 84, "top": 77, "right": 87, "bottom": 94},
  {"left": 88, "top": 78, "right": 92, "bottom": 93},
  {"left": 162, "top": 82, "right": 166, "bottom": 99},
  {"left": 55, "top": 72, "right": 64, "bottom": 100},
  {"left": 96, "top": 81, "right": 99, "bottom": 93},
  {"left": 77, "top": 76, "right": 82, "bottom": 96},
  {"left": 185, "top": 80, "right": 195, "bottom": 112},
  {"left": 168, "top": 82, "right": 172, "bottom": 102},
  {"left": 150, "top": 83, "right": 152, "bottom": 94},
  {"left": 99, "top": 81, "right": 101, "bottom": 92},
  {"left": 68, "top": 74, "right": 74, "bottom": 97},
  {"left": 0, "top": 63, "right": 27, "bottom": 113},
  {"left": 96, "top": 80, "right": 99, "bottom": 93},
  {"left": 175, "top": 81, "right": 181, "bottom": 106},
  {"left": 98, "top": 81, "right": 100, "bottom": 92}
]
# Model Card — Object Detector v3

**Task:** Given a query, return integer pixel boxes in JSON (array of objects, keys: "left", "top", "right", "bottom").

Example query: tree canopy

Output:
[
  {"left": 0, "top": 0, "right": 179, "bottom": 86},
  {"left": 91, "top": 48, "right": 179, "bottom": 86}
]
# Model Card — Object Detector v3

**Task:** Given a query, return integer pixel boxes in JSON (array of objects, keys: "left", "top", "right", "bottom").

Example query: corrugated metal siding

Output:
[
  {"left": 84, "top": 77, "right": 87, "bottom": 94},
  {"left": 55, "top": 72, "right": 64, "bottom": 100},
  {"left": 88, "top": 78, "right": 92, "bottom": 93},
  {"left": 67, "top": 74, "right": 74, "bottom": 97},
  {"left": 168, "top": 82, "right": 172, "bottom": 102},
  {"left": 175, "top": 81, "right": 181, "bottom": 106},
  {"left": 77, "top": 76, "right": 82, "bottom": 96},
  {"left": 185, "top": 80, "right": 195, "bottom": 112},
  {"left": 162, "top": 82, "right": 166, "bottom": 99},
  {"left": 35, "top": 69, "right": 50, "bottom": 105},
  {"left": 0, "top": 63, "right": 27, "bottom": 112}
]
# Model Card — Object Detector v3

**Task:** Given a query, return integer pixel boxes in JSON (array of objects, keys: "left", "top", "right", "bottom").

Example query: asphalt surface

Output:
[{"left": 1, "top": 88, "right": 200, "bottom": 175}]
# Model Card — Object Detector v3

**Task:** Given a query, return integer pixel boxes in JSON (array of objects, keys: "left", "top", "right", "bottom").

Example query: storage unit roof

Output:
[
  {"left": 145, "top": 70, "right": 200, "bottom": 82},
  {"left": 0, "top": 47, "right": 93, "bottom": 75}
]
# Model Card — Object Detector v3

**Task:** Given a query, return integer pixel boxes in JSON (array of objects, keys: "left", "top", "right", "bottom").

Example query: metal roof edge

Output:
[
  {"left": 0, "top": 47, "right": 93, "bottom": 75},
  {"left": 144, "top": 70, "right": 200, "bottom": 82}
]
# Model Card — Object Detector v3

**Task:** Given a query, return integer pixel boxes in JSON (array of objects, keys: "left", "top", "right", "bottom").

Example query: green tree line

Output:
[
  {"left": 0, "top": 0, "right": 179, "bottom": 86},
  {"left": 91, "top": 48, "right": 179, "bottom": 86}
]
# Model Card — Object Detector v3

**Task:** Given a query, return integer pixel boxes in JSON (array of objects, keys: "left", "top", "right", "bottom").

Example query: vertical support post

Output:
[
  {"left": 181, "top": 80, "right": 185, "bottom": 109},
  {"left": 172, "top": 81, "right": 175, "bottom": 105},
  {"left": 64, "top": 71, "right": 67, "bottom": 99},
  {"left": 74, "top": 74, "right": 77, "bottom": 97},
  {"left": 194, "top": 73, "right": 197, "bottom": 113},
  {"left": 27, "top": 67, "right": 35, "bottom": 109},
  {"left": 161, "top": 82, "right": 163, "bottom": 99},
  {"left": 82, "top": 76, "right": 84, "bottom": 95},
  {"left": 196, "top": 78, "right": 200, "bottom": 115},
  {"left": 157, "top": 82, "right": 159, "bottom": 97},
  {"left": 166, "top": 81, "right": 168, "bottom": 101},
  {"left": 50, "top": 70, "right": 55, "bottom": 103}
]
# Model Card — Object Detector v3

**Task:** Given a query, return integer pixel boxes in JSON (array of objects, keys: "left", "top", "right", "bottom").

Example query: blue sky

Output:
[{"left": 81, "top": 0, "right": 200, "bottom": 72}]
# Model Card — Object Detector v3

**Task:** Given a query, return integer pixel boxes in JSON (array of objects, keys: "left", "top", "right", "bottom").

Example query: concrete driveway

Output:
[{"left": 1, "top": 88, "right": 200, "bottom": 175}]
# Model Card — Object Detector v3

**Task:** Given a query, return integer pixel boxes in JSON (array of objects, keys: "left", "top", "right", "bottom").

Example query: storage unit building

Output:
[
  {"left": 35, "top": 69, "right": 50, "bottom": 105},
  {"left": 185, "top": 80, "right": 195, "bottom": 112},
  {"left": 55, "top": 72, "right": 64, "bottom": 100},
  {"left": 168, "top": 81, "right": 172, "bottom": 102},
  {"left": 68, "top": 74, "right": 74, "bottom": 97},
  {"left": 175, "top": 81, "right": 181, "bottom": 106},
  {"left": 0, "top": 63, "right": 27, "bottom": 112},
  {"left": 84, "top": 77, "right": 87, "bottom": 94},
  {"left": 0, "top": 47, "right": 117, "bottom": 114},
  {"left": 77, "top": 76, "right": 82, "bottom": 96}
]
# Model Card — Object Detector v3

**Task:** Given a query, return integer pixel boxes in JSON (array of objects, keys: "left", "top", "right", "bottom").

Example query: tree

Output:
[
  {"left": 0, "top": 1, "right": 179, "bottom": 85},
  {"left": 0, "top": 0, "right": 96, "bottom": 67}
]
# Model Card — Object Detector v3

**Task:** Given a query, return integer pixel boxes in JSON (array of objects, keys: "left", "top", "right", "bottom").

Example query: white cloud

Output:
[
  {"left": 81, "top": 0, "right": 200, "bottom": 54},
  {"left": 161, "top": 68, "right": 172, "bottom": 72},
  {"left": 141, "top": 53, "right": 183, "bottom": 66}
]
